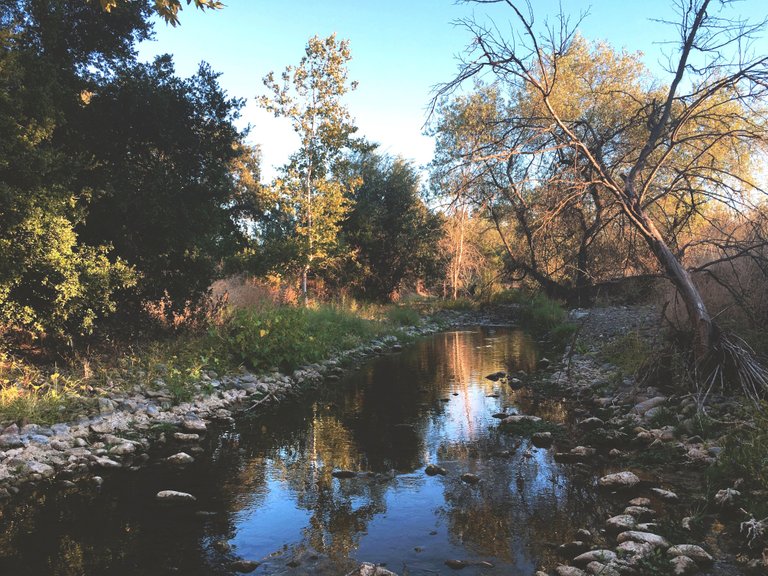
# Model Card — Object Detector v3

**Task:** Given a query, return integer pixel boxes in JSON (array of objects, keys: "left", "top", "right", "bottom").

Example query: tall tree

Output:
[
  {"left": 435, "top": 0, "right": 768, "bottom": 394},
  {"left": 341, "top": 152, "right": 445, "bottom": 300},
  {"left": 258, "top": 34, "right": 359, "bottom": 299}
]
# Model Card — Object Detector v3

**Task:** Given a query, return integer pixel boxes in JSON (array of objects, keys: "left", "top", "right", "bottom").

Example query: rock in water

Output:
[
  {"left": 460, "top": 473, "right": 480, "bottom": 485},
  {"left": 345, "top": 563, "right": 399, "bottom": 576},
  {"left": 156, "top": 490, "right": 196, "bottom": 502},
  {"left": 332, "top": 470, "right": 357, "bottom": 479},
  {"left": 425, "top": 464, "right": 447, "bottom": 476},
  {"left": 485, "top": 371, "right": 506, "bottom": 381}
]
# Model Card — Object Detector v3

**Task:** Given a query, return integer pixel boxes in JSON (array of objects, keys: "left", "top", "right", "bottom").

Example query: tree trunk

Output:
[{"left": 636, "top": 208, "right": 716, "bottom": 363}]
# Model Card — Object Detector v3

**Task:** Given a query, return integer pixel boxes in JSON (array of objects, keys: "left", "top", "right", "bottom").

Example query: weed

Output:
[
  {"left": 602, "top": 331, "right": 651, "bottom": 375},
  {"left": 633, "top": 549, "right": 674, "bottom": 575},
  {"left": 647, "top": 407, "right": 679, "bottom": 429},
  {"left": 385, "top": 306, "right": 421, "bottom": 327}
]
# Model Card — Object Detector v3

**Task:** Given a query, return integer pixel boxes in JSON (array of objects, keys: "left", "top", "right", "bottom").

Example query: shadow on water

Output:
[{"left": 0, "top": 327, "right": 607, "bottom": 576}]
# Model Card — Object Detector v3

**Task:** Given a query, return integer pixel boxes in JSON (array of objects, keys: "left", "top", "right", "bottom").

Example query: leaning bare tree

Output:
[{"left": 435, "top": 0, "right": 768, "bottom": 398}]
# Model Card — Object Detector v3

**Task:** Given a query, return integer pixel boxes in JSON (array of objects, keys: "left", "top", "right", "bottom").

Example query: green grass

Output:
[
  {"left": 602, "top": 331, "right": 652, "bottom": 375},
  {"left": 384, "top": 305, "right": 421, "bottom": 326}
]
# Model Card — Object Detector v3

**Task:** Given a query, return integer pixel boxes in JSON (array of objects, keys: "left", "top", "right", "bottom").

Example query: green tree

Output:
[
  {"left": 258, "top": 34, "right": 359, "bottom": 299},
  {"left": 97, "top": 0, "right": 222, "bottom": 26},
  {"left": 341, "top": 152, "right": 445, "bottom": 300},
  {"left": 72, "top": 56, "right": 247, "bottom": 317}
]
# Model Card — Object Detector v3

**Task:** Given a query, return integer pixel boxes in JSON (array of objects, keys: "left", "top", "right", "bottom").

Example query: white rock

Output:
[
  {"left": 501, "top": 414, "right": 542, "bottom": 424},
  {"left": 554, "top": 566, "right": 587, "bottom": 576},
  {"left": 585, "top": 561, "right": 621, "bottom": 576},
  {"left": 606, "top": 515, "right": 637, "bottom": 532},
  {"left": 109, "top": 443, "right": 136, "bottom": 456},
  {"left": 651, "top": 488, "right": 679, "bottom": 501},
  {"left": 27, "top": 461, "right": 55, "bottom": 478},
  {"left": 670, "top": 555, "right": 698, "bottom": 575},
  {"left": 93, "top": 457, "right": 122, "bottom": 469}
]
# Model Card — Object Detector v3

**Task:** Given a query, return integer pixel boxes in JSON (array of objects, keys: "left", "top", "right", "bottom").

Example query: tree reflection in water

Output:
[{"left": 0, "top": 327, "right": 614, "bottom": 576}]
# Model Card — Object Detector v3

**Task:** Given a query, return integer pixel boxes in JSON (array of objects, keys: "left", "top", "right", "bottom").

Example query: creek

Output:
[{"left": 0, "top": 327, "right": 612, "bottom": 575}]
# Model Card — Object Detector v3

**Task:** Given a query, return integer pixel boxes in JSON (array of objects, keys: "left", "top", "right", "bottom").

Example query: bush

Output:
[{"left": 385, "top": 306, "right": 420, "bottom": 326}]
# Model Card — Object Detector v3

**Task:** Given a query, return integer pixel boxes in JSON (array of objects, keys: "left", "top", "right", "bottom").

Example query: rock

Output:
[
  {"left": 425, "top": 464, "right": 447, "bottom": 476},
  {"left": 332, "top": 470, "right": 357, "bottom": 479},
  {"left": 578, "top": 417, "right": 605, "bottom": 431},
  {"left": 0, "top": 434, "right": 25, "bottom": 449},
  {"left": 669, "top": 555, "right": 698, "bottom": 575},
  {"left": 109, "top": 443, "right": 136, "bottom": 456},
  {"left": 605, "top": 515, "right": 637, "bottom": 533},
  {"left": 667, "top": 545, "right": 714, "bottom": 565},
  {"left": 173, "top": 433, "right": 200, "bottom": 442},
  {"left": 492, "top": 413, "right": 508, "bottom": 419},
  {"left": 585, "top": 561, "right": 621, "bottom": 576},
  {"left": 345, "top": 563, "right": 399, "bottom": 576},
  {"left": 166, "top": 452, "right": 194, "bottom": 465},
  {"left": 616, "top": 531, "right": 670, "bottom": 549},
  {"left": 554, "top": 566, "right": 587, "bottom": 576},
  {"left": 615, "top": 540, "right": 653, "bottom": 559},
  {"left": 508, "top": 377, "right": 524, "bottom": 390},
  {"left": 181, "top": 417, "right": 207, "bottom": 433},
  {"left": 230, "top": 560, "right": 261, "bottom": 573},
  {"left": 629, "top": 497, "right": 651, "bottom": 506},
  {"left": 538, "top": 357, "right": 552, "bottom": 369},
  {"left": 573, "top": 550, "right": 617, "bottom": 566},
  {"left": 532, "top": 432, "right": 553, "bottom": 448},
  {"left": 485, "top": 371, "right": 506, "bottom": 381},
  {"left": 575, "top": 529, "right": 593, "bottom": 542},
  {"left": 570, "top": 446, "right": 597, "bottom": 458},
  {"left": 93, "top": 457, "right": 122, "bottom": 469},
  {"left": 631, "top": 396, "right": 667, "bottom": 415},
  {"left": 89, "top": 420, "right": 115, "bottom": 434},
  {"left": 598, "top": 471, "right": 640, "bottom": 489},
  {"left": 27, "top": 461, "right": 55, "bottom": 478},
  {"left": 212, "top": 540, "right": 231, "bottom": 553},
  {"left": 460, "top": 473, "right": 481, "bottom": 485},
  {"left": 156, "top": 490, "right": 196, "bottom": 502},
  {"left": 501, "top": 414, "right": 542, "bottom": 425},
  {"left": 445, "top": 559, "right": 469, "bottom": 569},
  {"left": 623, "top": 506, "right": 655, "bottom": 521}
]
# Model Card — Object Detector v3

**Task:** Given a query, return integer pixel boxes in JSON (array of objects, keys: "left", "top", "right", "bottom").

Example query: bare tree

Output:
[{"left": 434, "top": 0, "right": 768, "bottom": 396}]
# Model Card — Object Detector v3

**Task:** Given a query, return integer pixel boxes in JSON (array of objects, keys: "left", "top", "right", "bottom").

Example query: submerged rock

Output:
[
  {"left": 485, "top": 371, "right": 506, "bottom": 381},
  {"left": 345, "top": 563, "right": 399, "bottom": 576},
  {"left": 460, "top": 473, "right": 481, "bottom": 485},
  {"left": 230, "top": 559, "right": 260, "bottom": 573},
  {"left": 332, "top": 470, "right": 357, "bottom": 479}
]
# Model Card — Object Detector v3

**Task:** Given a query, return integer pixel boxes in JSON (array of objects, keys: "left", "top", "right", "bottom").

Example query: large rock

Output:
[
  {"left": 27, "top": 461, "right": 55, "bottom": 478},
  {"left": 585, "top": 561, "right": 621, "bottom": 576},
  {"left": 669, "top": 555, "right": 698, "bottom": 575},
  {"left": 554, "top": 566, "right": 587, "bottom": 576},
  {"left": 598, "top": 471, "right": 640, "bottom": 489},
  {"left": 166, "top": 452, "right": 194, "bottom": 465},
  {"left": 502, "top": 414, "right": 542, "bottom": 425}
]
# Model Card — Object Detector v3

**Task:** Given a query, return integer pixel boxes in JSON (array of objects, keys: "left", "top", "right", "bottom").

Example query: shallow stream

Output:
[{"left": 0, "top": 327, "right": 612, "bottom": 575}]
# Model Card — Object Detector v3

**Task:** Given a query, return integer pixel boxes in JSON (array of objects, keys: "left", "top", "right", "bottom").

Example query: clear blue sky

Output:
[{"left": 137, "top": 0, "right": 768, "bottom": 180}]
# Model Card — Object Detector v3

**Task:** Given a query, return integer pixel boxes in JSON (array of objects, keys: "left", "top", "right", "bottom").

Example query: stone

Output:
[
  {"left": 27, "top": 461, "right": 55, "bottom": 478},
  {"left": 554, "top": 566, "right": 587, "bottom": 576},
  {"left": 623, "top": 506, "right": 655, "bottom": 521},
  {"left": 629, "top": 497, "right": 652, "bottom": 507},
  {"left": 667, "top": 544, "right": 714, "bottom": 565},
  {"left": 585, "top": 561, "right": 621, "bottom": 576},
  {"left": 181, "top": 417, "right": 207, "bottom": 433},
  {"left": 578, "top": 417, "right": 605, "bottom": 431},
  {"left": 425, "top": 464, "right": 447, "bottom": 476},
  {"left": 156, "top": 490, "right": 196, "bottom": 502},
  {"left": 345, "top": 563, "right": 399, "bottom": 576},
  {"left": 615, "top": 540, "right": 653, "bottom": 559},
  {"left": 532, "top": 432, "right": 553, "bottom": 448},
  {"left": 109, "top": 443, "right": 136, "bottom": 456},
  {"left": 501, "top": 414, "right": 542, "bottom": 425},
  {"left": 616, "top": 531, "right": 670, "bottom": 549},
  {"left": 559, "top": 541, "right": 589, "bottom": 556},
  {"left": 485, "top": 371, "right": 506, "bottom": 381},
  {"left": 669, "top": 555, "right": 697, "bottom": 575},
  {"left": 573, "top": 550, "right": 617, "bottom": 566},
  {"left": 93, "top": 457, "right": 122, "bottom": 469},
  {"left": 631, "top": 396, "right": 667, "bottom": 415},
  {"left": 0, "top": 434, "right": 25, "bottom": 449},
  {"left": 332, "top": 470, "right": 357, "bottom": 479},
  {"left": 598, "top": 471, "right": 640, "bottom": 489},
  {"left": 460, "top": 473, "right": 481, "bottom": 485},
  {"left": 570, "top": 446, "right": 597, "bottom": 458},
  {"left": 538, "top": 357, "right": 552, "bottom": 369},
  {"left": 445, "top": 559, "right": 469, "bottom": 569},
  {"left": 166, "top": 452, "right": 194, "bottom": 465},
  {"left": 173, "top": 432, "right": 200, "bottom": 442},
  {"left": 605, "top": 515, "right": 637, "bottom": 532},
  {"left": 714, "top": 488, "right": 740, "bottom": 507},
  {"left": 575, "top": 529, "right": 593, "bottom": 542},
  {"left": 230, "top": 560, "right": 260, "bottom": 573}
]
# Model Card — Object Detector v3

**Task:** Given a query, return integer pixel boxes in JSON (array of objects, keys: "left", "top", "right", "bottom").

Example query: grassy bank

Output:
[{"left": 0, "top": 302, "right": 422, "bottom": 426}]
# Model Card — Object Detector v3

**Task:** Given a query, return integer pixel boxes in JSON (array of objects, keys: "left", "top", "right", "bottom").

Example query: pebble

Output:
[
  {"left": 598, "top": 471, "right": 640, "bottom": 489},
  {"left": 156, "top": 490, "right": 196, "bottom": 502},
  {"left": 166, "top": 452, "right": 194, "bottom": 465},
  {"left": 425, "top": 464, "right": 447, "bottom": 476},
  {"left": 460, "top": 473, "right": 481, "bottom": 485}
]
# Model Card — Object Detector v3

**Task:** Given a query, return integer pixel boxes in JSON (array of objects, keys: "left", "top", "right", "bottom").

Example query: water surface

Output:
[{"left": 0, "top": 327, "right": 604, "bottom": 575}]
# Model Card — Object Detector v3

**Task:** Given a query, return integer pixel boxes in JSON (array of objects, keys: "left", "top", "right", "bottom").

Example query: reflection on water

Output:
[{"left": 0, "top": 327, "right": 605, "bottom": 576}]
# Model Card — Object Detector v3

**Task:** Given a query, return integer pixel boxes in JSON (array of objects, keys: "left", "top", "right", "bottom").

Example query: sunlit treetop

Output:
[{"left": 98, "top": 0, "right": 223, "bottom": 26}]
